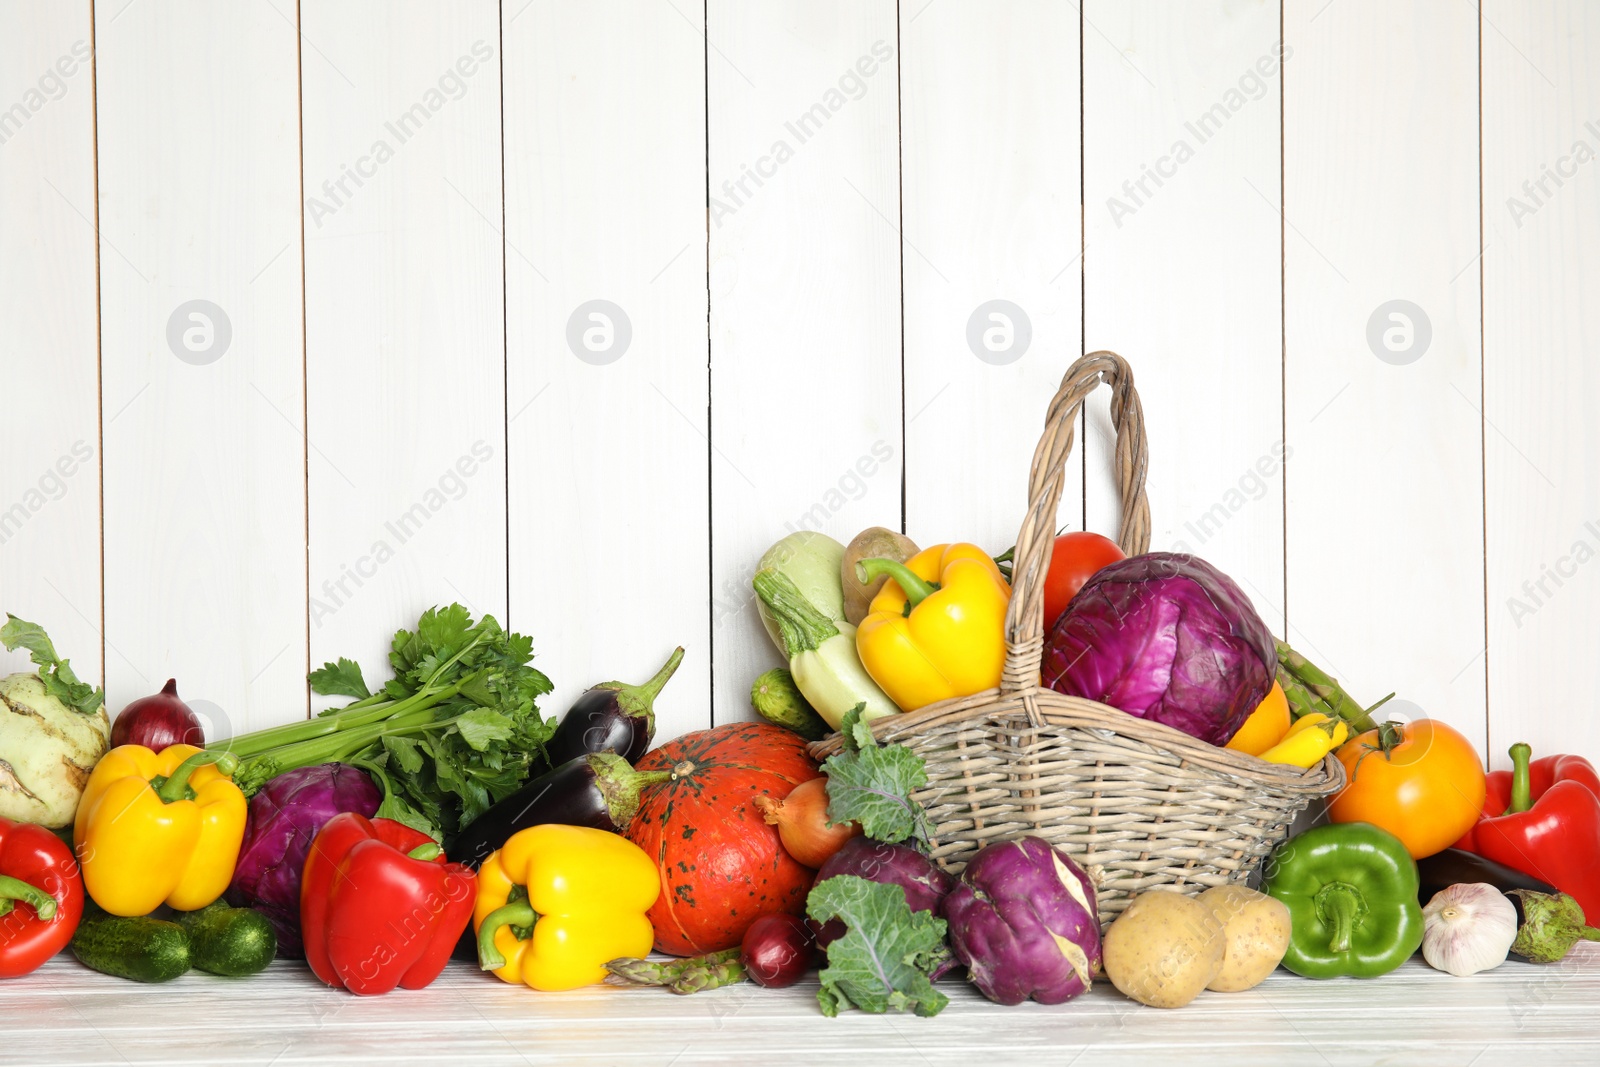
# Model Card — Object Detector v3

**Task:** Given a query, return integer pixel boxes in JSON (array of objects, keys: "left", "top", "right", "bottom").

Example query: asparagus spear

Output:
[
  {"left": 1275, "top": 641, "right": 1387, "bottom": 735},
  {"left": 606, "top": 948, "right": 747, "bottom": 994}
]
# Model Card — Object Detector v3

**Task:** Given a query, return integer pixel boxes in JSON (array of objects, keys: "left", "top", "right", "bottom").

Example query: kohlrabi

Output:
[{"left": 0, "top": 614, "right": 109, "bottom": 828}]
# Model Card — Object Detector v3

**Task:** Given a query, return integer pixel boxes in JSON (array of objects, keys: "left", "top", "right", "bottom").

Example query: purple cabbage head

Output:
[
  {"left": 225, "top": 763, "right": 381, "bottom": 957},
  {"left": 809, "top": 837, "right": 956, "bottom": 964},
  {"left": 1042, "top": 551, "right": 1275, "bottom": 746},
  {"left": 942, "top": 836, "right": 1101, "bottom": 1005}
]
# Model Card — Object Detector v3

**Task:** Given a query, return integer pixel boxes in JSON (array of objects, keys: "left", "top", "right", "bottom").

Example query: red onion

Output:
[
  {"left": 740, "top": 912, "right": 815, "bottom": 988},
  {"left": 110, "top": 679, "right": 204, "bottom": 750}
]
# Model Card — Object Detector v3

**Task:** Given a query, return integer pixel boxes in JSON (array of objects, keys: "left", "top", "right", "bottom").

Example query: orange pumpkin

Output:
[{"left": 628, "top": 722, "right": 820, "bottom": 955}]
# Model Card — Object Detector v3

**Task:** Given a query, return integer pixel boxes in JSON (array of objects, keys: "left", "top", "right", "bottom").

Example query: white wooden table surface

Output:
[{"left": 5, "top": 944, "right": 1597, "bottom": 1066}]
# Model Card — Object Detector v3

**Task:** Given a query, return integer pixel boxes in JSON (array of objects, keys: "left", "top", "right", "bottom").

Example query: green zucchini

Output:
[
  {"left": 71, "top": 914, "right": 191, "bottom": 983},
  {"left": 755, "top": 531, "right": 847, "bottom": 652},
  {"left": 174, "top": 901, "right": 277, "bottom": 977}
]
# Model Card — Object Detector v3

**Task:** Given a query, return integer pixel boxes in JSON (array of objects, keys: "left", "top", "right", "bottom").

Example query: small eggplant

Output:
[
  {"left": 445, "top": 752, "right": 671, "bottom": 870},
  {"left": 542, "top": 647, "right": 685, "bottom": 767},
  {"left": 1417, "top": 848, "right": 1556, "bottom": 925}
]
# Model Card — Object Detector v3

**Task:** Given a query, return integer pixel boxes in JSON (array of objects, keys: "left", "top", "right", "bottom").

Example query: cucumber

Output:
[
  {"left": 750, "top": 668, "right": 829, "bottom": 741},
  {"left": 71, "top": 914, "right": 191, "bottom": 983},
  {"left": 174, "top": 901, "right": 277, "bottom": 977}
]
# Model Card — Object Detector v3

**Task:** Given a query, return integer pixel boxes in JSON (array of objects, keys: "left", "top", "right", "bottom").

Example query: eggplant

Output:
[
  {"left": 1417, "top": 848, "right": 1555, "bottom": 924},
  {"left": 543, "top": 647, "right": 684, "bottom": 767},
  {"left": 446, "top": 752, "right": 673, "bottom": 961},
  {"left": 445, "top": 752, "right": 670, "bottom": 870}
]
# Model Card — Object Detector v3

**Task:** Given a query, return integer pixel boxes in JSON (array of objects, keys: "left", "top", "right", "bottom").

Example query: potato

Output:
[
  {"left": 1102, "top": 888, "right": 1224, "bottom": 1008},
  {"left": 841, "top": 527, "right": 919, "bottom": 624},
  {"left": 1199, "top": 884, "right": 1291, "bottom": 992}
]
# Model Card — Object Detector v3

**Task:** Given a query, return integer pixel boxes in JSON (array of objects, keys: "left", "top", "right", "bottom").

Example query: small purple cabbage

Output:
[
  {"left": 809, "top": 837, "right": 956, "bottom": 965},
  {"left": 942, "top": 836, "right": 1101, "bottom": 1005},
  {"left": 1042, "top": 551, "right": 1275, "bottom": 746},
  {"left": 225, "top": 763, "right": 381, "bottom": 957}
]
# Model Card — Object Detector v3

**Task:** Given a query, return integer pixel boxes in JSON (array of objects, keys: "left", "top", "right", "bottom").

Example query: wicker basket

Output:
[{"left": 810, "top": 351, "right": 1344, "bottom": 922}]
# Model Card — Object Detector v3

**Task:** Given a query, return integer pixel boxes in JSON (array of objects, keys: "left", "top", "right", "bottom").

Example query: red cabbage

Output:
[
  {"left": 808, "top": 837, "right": 955, "bottom": 973},
  {"left": 225, "top": 763, "right": 380, "bottom": 957},
  {"left": 1042, "top": 552, "right": 1275, "bottom": 746},
  {"left": 941, "top": 836, "right": 1101, "bottom": 1005}
]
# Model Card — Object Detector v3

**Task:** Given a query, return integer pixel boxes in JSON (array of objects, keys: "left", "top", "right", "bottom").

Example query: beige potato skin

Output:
[
  {"left": 1103, "top": 889, "right": 1225, "bottom": 1008},
  {"left": 1199, "top": 884, "right": 1291, "bottom": 992},
  {"left": 840, "top": 527, "right": 919, "bottom": 624}
]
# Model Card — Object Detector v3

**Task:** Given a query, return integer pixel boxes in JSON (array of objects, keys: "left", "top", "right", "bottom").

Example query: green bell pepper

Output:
[{"left": 1263, "top": 822, "right": 1424, "bottom": 978}]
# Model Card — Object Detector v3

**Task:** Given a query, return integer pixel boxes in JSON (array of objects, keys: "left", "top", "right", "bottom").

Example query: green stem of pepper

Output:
[
  {"left": 407, "top": 843, "right": 442, "bottom": 861},
  {"left": 1314, "top": 882, "right": 1368, "bottom": 954},
  {"left": 0, "top": 875, "right": 57, "bottom": 921},
  {"left": 477, "top": 900, "right": 538, "bottom": 971},
  {"left": 855, "top": 558, "right": 940, "bottom": 610},
  {"left": 1504, "top": 742, "right": 1535, "bottom": 815},
  {"left": 153, "top": 750, "right": 239, "bottom": 804}
]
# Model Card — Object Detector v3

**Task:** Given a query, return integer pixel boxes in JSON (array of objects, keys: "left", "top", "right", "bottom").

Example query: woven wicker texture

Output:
[{"left": 811, "top": 351, "right": 1344, "bottom": 921}]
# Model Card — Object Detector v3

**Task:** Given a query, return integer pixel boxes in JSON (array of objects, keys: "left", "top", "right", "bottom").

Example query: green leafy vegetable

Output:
[
  {"left": 807, "top": 875, "right": 950, "bottom": 1018},
  {"left": 356, "top": 753, "right": 440, "bottom": 838},
  {"left": 822, "top": 705, "right": 929, "bottom": 845},
  {"left": 208, "top": 604, "right": 554, "bottom": 839},
  {"left": 307, "top": 657, "right": 371, "bottom": 700},
  {"left": 1, "top": 613, "right": 104, "bottom": 714}
]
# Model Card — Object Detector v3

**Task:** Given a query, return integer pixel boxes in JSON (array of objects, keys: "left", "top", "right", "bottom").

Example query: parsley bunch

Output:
[{"left": 212, "top": 604, "right": 554, "bottom": 839}]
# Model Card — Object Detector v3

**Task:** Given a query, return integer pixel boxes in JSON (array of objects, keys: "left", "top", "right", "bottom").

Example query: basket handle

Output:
[{"left": 999, "top": 351, "right": 1151, "bottom": 695}]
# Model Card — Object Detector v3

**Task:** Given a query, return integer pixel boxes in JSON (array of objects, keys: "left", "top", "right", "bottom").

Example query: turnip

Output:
[{"left": 0, "top": 615, "right": 110, "bottom": 828}]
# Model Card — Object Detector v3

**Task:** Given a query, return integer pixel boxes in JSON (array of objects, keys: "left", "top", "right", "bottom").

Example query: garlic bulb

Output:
[{"left": 1422, "top": 883, "right": 1518, "bottom": 976}]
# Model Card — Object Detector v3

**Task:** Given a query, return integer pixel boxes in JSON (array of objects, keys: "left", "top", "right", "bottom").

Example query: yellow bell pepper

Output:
[
  {"left": 72, "top": 743, "right": 246, "bottom": 916},
  {"left": 853, "top": 542, "right": 1011, "bottom": 712},
  {"left": 1259, "top": 712, "right": 1350, "bottom": 768},
  {"left": 474, "top": 823, "right": 659, "bottom": 991},
  {"left": 1226, "top": 681, "right": 1293, "bottom": 756}
]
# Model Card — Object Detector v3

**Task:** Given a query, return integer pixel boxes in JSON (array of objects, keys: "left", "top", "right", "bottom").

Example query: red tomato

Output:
[{"left": 1042, "top": 531, "right": 1125, "bottom": 630}]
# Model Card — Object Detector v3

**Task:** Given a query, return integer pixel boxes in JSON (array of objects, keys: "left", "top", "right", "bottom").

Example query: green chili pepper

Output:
[{"left": 1263, "top": 822, "right": 1424, "bottom": 978}]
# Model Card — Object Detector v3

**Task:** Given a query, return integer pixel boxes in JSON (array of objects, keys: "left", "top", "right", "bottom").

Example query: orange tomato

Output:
[
  {"left": 1328, "top": 718, "right": 1486, "bottom": 859},
  {"left": 1225, "top": 682, "right": 1292, "bottom": 757}
]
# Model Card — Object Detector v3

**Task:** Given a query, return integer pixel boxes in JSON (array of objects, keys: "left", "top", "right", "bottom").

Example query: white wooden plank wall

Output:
[
  {"left": 707, "top": 0, "right": 902, "bottom": 723},
  {"left": 1483, "top": 0, "right": 1600, "bottom": 768},
  {"left": 901, "top": 1, "right": 1084, "bottom": 552},
  {"left": 503, "top": 0, "right": 709, "bottom": 740},
  {"left": 3, "top": 1, "right": 1599, "bottom": 769},
  {"left": 1283, "top": 0, "right": 1486, "bottom": 754},
  {"left": 93, "top": 0, "right": 307, "bottom": 738},
  {"left": 0, "top": 2, "right": 101, "bottom": 682},
  {"left": 300, "top": 0, "right": 507, "bottom": 712},
  {"left": 1083, "top": 0, "right": 1286, "bottom": 629}
]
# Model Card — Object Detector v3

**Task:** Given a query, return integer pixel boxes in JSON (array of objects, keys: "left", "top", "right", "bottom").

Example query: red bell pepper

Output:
[
  {"left": 1457, "top": 743, "right": 1600, "bottom": 925},
  {"left": 0, "top": 815, "right": 85, "bottom": 978},
  {"left": 300, "top": 813, "right": 476, "bottom": 995}
]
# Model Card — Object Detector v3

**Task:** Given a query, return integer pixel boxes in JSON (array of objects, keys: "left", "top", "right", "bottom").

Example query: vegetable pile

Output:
[{"left": 1, "top": 494, "right": 1597, "bottom": 1024}]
